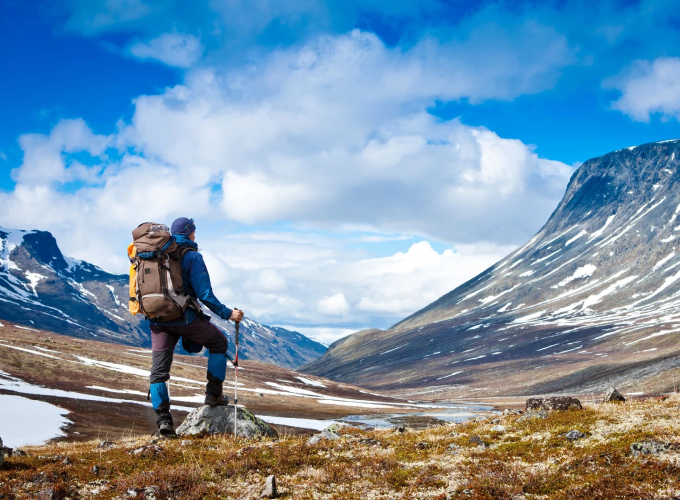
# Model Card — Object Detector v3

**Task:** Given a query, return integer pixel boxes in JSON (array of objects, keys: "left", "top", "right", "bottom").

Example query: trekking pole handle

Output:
[{"left": 235, "top": 320, "right": 239, "bottom": 345}]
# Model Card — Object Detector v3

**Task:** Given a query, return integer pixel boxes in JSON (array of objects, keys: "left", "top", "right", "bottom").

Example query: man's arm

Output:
[{"left": 186, "top": 252, "right": 235, "bottom": 321}]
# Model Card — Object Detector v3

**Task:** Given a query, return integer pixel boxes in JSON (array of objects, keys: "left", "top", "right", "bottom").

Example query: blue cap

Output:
[{"left": 171, "top": 217, "right": 196, "bottom": 236}]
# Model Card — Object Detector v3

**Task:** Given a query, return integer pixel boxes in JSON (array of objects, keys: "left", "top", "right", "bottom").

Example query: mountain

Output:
[
  {"left": 304, "top": 139, "right": 680, "bottom": 397},
  {"left": 0, "top": 227, "right": 326, "bottom": 369}
]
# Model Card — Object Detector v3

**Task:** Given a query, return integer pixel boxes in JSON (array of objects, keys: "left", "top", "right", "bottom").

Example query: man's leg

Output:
[
  {"left": 149, "top": 325, "right": 180, "bottom": 434},
  {"left": 179, "top": 317, "right": 229, "bottom": 403}
]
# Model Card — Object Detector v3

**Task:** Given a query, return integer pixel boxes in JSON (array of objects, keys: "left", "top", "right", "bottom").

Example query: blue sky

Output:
[{"left": 2, "top": 0, "right": 680, "bottom": 343}]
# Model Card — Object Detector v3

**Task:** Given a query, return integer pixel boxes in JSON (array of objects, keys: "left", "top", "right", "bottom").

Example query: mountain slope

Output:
[
  {"left": 0, "top": 227, "right": 326, "bottom": 369},
  {"left": 304, "top": 139, "right": 680, "bottom": 397}
]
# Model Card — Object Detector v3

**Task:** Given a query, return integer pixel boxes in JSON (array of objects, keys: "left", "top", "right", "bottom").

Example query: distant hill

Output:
[
  {"left": 304, "top": 139, "right": 680, "bottom": 398},
  {"left": 0, "top": 227, "right": 326, "bottom": 369}
]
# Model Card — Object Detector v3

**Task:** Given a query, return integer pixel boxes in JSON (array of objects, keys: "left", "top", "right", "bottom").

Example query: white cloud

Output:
[
  {"left": 607, "top": 57, "right": 680, "bottom": 122},
  {"left": 12, "top": 119, "right": 108, "bottom": 186},
  {"left": 196, "top": 232, "right": 515, "bottom": 342},
  {"left": 318, "top": 293, "right": 350, "bottom": 316},
  {"left": 0, "top": 28, "right": 574, "bottom": 340},
  {"left": 118, "top": 30, "right": 573, "bottom": 243},
  {"left": 129, "top": 32, "right": 203, "bottom": 68}
]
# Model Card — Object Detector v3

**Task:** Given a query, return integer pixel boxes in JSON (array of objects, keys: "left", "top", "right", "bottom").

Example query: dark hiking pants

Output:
[{"left": 149, "top": 316, "right": 228, "bottom": 417}]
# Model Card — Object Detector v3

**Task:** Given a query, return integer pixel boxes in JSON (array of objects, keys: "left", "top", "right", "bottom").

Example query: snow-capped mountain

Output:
[
  {"left": 0, "top": 228, "right": 326, "bottom": 369},
  {"left": 304, "top": 139, "right": 680, "bottom": 397}
]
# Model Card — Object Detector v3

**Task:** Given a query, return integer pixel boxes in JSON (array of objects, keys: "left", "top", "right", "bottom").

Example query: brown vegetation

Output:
[{"left": 3, "top": 396, "right": 680, "bottom": 499}]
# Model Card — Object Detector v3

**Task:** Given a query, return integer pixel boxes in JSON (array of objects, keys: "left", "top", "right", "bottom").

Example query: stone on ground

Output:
[
  {"left": 517, "top": 410, "right": 548, "bottom": 422},
  {"left": 176, "top": 405, "right": 278, "bottom": 439},
  {"left": 604, "top": 387, "right": 626, "bottom": 403},
  {"left": 260, "top": 475, "right": 278, "bottom": 498},
  {"left": 630, "top": 441, "right": 673, "bottom": 456},
  {"left": 526, "top": 397, "right": 582, "bottom": 411},
  {"left": 306, "top": 426, "right": 341, "bottom": 446},
  {"left": 564, "top": 430, "right": 585, "bottom": 441}
]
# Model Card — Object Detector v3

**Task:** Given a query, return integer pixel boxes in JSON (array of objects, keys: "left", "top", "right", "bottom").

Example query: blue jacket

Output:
[{"left": 150, "top": 234, "right": 233, "bottom": 326}]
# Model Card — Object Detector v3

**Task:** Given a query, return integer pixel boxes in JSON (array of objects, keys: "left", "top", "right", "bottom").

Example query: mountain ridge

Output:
[
  {"left": 303, "top": 139, "right": 680, "bottom": 397},
  {"left": 0, "top": 227, "right": 326, "bottom": 369}
]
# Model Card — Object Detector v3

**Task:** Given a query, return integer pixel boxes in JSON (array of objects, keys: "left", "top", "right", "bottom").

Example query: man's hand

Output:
[{"left": 230, "top": 308, "right": 244, "bottom": 322}]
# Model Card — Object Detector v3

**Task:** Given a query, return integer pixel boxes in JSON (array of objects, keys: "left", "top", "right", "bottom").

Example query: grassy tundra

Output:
[{"left": 2, "top": 395, "right": 680, "bottom": 499}]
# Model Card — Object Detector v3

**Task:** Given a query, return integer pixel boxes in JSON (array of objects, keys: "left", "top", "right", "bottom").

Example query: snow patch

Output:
[
  {"left": 295, "top": 376, "right": 326, "bottom": 388},
  {"left": 558, "top": 264, "right": 596, "bottom": 287}
]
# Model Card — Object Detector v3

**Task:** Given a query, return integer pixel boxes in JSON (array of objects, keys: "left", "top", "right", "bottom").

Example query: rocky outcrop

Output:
[
  {"left": 526, "top": 397, "right": 582, "bottom": 411},
  {"left": 176, "top": 405, "right": 277, "bottom": 439},
  {"left": 630, "top": 441, "right": 676, "bottom": 456},
  {"left": 604, "top": 387, "right": 626, "bottom": 403},
  {"left": 306, "top": 426, "right": 341, "bottom": 446}
]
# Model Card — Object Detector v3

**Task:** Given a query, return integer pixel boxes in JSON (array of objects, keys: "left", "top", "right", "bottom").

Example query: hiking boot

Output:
[
  {"left": 157, "top": 417, "right": 176, "bottom": 437},
  {"left": 205, "top": 394, "right": 229, "bottom": 407}
]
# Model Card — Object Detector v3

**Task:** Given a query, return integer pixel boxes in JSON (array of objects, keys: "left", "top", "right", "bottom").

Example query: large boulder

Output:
[
  {"left": 526, "top": 397, "right": 582, "bottom": 411},
  {"left": 177, "top": 405, "right": 277, "bottom": 439},
  {"left": 603, "top": 387, "right": 626, "bottom": 403}
]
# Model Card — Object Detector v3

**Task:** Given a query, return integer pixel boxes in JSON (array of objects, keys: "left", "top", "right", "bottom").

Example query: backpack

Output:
[{"left": 128, "top": 222, "right": 201, "bottom": 322}]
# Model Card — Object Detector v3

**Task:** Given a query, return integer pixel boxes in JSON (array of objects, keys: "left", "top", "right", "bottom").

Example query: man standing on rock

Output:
[{"left": 149, "top": 217, "right": 244, "bottom": 436}]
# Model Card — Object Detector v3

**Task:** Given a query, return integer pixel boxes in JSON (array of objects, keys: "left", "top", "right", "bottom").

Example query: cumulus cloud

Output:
[
  {"left": 120, "top": 29, "right": 573, "bottom": 244},
  {"left": 318, "top": 293, "right": 350, "bottom": 316},
  {"left": 129, "top": 32, "right": 203, "bottom": 68},
  {"left": 196, "top": 231, "right": 516, "bottom": 341},
  {"left": 0, "top": 27, "right": 574, "bottom": 340},
  {"left": 607, "top": 57, "right": 680, "bottom": 122}
]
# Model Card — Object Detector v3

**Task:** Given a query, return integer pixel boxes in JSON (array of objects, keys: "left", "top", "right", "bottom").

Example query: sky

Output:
[{"left": 2, "top": 0, "right": 680, "bottom": 344}]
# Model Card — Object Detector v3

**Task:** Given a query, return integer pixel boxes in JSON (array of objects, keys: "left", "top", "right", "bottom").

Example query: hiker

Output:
[{"left": 130, "top": 217, "right": 243, "bottom": 436}]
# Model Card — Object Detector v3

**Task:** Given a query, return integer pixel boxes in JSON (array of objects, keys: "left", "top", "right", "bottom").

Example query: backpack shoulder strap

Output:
[{"left": 179, "top": 246, "right": 196, "bottom": 258}]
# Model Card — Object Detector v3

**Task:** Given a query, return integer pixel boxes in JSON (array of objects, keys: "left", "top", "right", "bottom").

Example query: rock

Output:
[
  {"left": 469, "top": 436, "right": 487, "bottom": 448},
  {"left": 447, "top": 443, "right": 460, "bottom": 454},
  {"left": 12, "top": 448, "right": 27, "bottom": 456},
  {"left": 564, "top": 430, "right": 585, "bottom": 441},
  {"left": 415, "top": 441, "right": 430, "bottom": 450},
  {"left": 62, "top": 457, "right": 71, "bottom": 465},
  {"left": 525, "top": 397, "right": 582, "bottom": 411},
  {"left": 490, "top": 418, "right": 501, "bottom": 424},
  {"left": 307, "top": 427, "right": 341, "bottom": 446},
  {"left": 603, "top": 387, "right": 626, "bottom": 403},
  {"left": 130, "top": 445, "right": 163, "bottom": 457},
  {"left": 503, "top": 409, "right": 523, "bottom": 416},
  {"left": 517, "top": 409, "right": 548, "bottom": 422},
  {"left": 90, "top": 465, "right": 100, "bottom": 475},
  {"left": 127, "top": 486, "right": 158, "bottom": 500},
  {"left": 395, "top": 425, "right": 406, "bottom": 433},
  {"left": 630, "top": 441, "right": 674, "bottom": 456},
  {"left": 177, "top": 405, "right": 278, "bottom": 439},
  {"left": 491, "top": 425, "right": 506, "bottom": 432},
  {"left": 97, "top": 440, "right": 114, "bottom": 449},
  {"left": 181, "top": 440, "right": 191, "bottom": 446},
  {"left": 260, "top": 475, "right": 278, "bottom": 498}
]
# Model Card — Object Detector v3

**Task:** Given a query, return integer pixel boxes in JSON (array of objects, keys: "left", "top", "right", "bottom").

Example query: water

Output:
[
  {"left": 0, "top": 394, "right": 72, "bottom": 447},
  {"left": 340, "top": 402, "right": 497, "bottom": 430}
]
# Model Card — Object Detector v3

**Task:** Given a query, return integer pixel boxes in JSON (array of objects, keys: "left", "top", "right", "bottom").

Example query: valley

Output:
[
  {"left": 304, "top": 140, "right": 680, "bottom": 398},
  {"left": 0, "top": 321, "right": 447, "bottom": 446}
]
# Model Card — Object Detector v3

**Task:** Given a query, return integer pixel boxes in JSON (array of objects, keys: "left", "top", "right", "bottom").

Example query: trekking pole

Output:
[{"left": 234, "top": 319, "right": 240, "bottom": 436}]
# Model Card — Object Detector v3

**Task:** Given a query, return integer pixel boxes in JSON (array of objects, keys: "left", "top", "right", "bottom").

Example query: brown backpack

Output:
[{"left": 129, "top": 222, "right": 201, "bottom": 322}]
